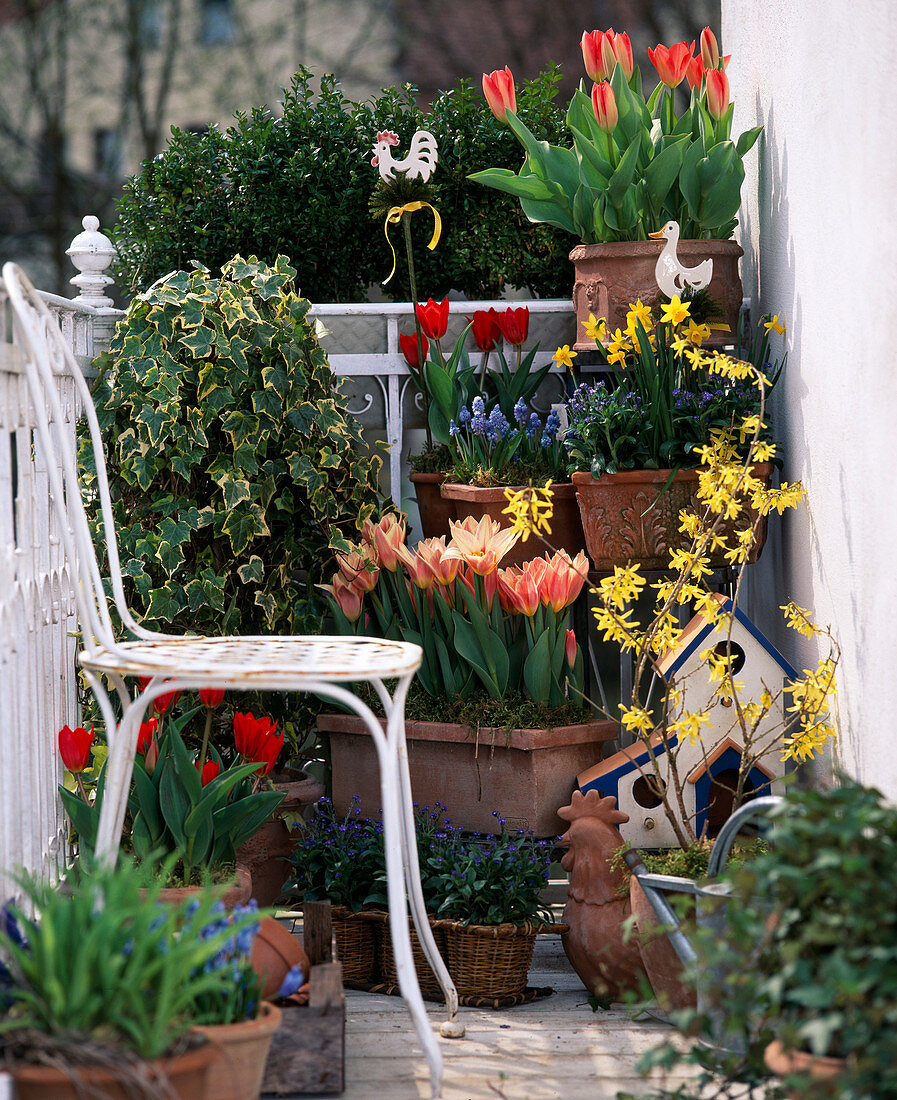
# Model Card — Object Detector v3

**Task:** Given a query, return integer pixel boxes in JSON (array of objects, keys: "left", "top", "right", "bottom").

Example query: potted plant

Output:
[
  {"left": 318, "top": 511, "right": 615, "bottom": 836},
  {"left": 58, "top": 689, "right": 287, "bottom": 904},
  {"left": 564, "top": 299, "right": 785, "bottom": 571},
  {"left": 0, "top": 857, "right": 279, "bottom": 1098},
  {"left": 472, "top": 27, "right": 762, "bottom": 347}
]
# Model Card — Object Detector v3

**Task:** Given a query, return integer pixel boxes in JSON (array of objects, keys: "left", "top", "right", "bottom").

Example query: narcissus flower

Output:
[
  {"left": 415, "top": 297, "right": 449, "bottom": 340},
  {"left": 58, "top": 724, "right": 94, "bottom": 773},
  {"left": 482, "top": 66, "right": 516, "bottom": 122},
  {"left": 660, "top": 295, "right": 691, "bottom": 326}
]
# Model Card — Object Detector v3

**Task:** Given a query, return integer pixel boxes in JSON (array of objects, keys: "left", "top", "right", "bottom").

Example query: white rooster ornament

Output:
[{"left": 371, "top": 129, "right": 438, "bottom": 183}]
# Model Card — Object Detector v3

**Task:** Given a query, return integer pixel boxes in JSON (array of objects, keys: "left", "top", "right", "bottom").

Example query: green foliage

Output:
[
  {"left": 113, "top": 68, "right": 571, "bottom": 302},
  {"left": 0, "top": 859, "right": 264, "bottom": 1061},
  {"left": 89, "top": 255, "right": 382, "bottom": 638}
]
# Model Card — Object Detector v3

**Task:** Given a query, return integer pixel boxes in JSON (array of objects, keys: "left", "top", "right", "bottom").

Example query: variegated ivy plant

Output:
[{"left": 88, "top": 255, "right": 382, "bottom": 639}]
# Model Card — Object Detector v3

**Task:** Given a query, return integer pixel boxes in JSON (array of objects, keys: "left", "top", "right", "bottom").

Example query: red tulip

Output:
[
  {"left": 198, "top": 687, "right": 225, "bottom": 708},
  {"left": 196, "top": 759, "right": 221, "bottom": 786},
  {"left": 591, "top": 81, "right": 618, "bottom": 133},
  {"left": 700, "top": 27, "right": 720, "bottom": 70},
  {"left": 144, "top": 738, "right": 159, "bottom": 774},
  {"left": 415, "top": 298, "right": 449, "bottom": 340},
  {"left": 580, "top": 30, "right": 611, "bottom": 82},
  {"left": 58, "top": 724, "right": 94, "bottom": 773},
  {"left": 470, "top": 309, "right": 500, "bottom": 352},
  {"left": 685, "top": 55, "right": 705, "bottom": 90},
  {"left": 234, "top": 711, "right": 279, "bottom": 760},
  {"left": 136, "top": 717, "right": 158, "bottom": 755},
  {"left": 482, "top": 66, "right": 516, "bottom": 122},
  {"left": 648, "top": 41, "right": 694, "bottom": 88},
  {"left": 399, "top": 331, "right": 428, "bottom": 370},
  {"left": 706, "top": 69, "right": 730, "bottom": 120},
  {"left": 496, "top": 306, "right": 529, "bottom": 346},
  {"left": 152, "top": 687, "right": 182, "bottom": 715}
]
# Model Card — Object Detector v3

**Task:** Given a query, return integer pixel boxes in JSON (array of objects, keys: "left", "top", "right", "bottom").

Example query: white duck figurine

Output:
[{"left": 648, "top": 220, "right": 714, "bottom": 298}]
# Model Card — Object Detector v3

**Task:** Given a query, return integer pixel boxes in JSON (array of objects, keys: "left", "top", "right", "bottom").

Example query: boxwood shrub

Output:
[{"left": 113, "top": 66, "right": 571, "bottom": 302}]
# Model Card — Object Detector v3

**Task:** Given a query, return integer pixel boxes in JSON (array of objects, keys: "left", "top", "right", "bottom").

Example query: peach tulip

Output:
[
  {"left": 320, "top": 574, "right": 364, "bottom": 623},
  {"left": 591, "top": 81, "right": 618, "bottom": 133},
  {"left": 337, "top": 542, "right": 379, "bottom": 593},
  {"left": 482, "top": 67, "right": 516, "bottom": 122},
  {"left": 444, "top": 515, "right": 519, "bottom": 576},
  {"left": 403, "top": 545, "right": 436, "bottom": 590},
  {"left": 544, "top": 550, "right": 589, "bottom": 612},
  {"left": 498, "top": 567, "right": 540, "bottom": 617},
  {"left": 370, "top": 513, "right": 407, "bottom": 572},
  {"left": 416, "top": 536, "right": 461, "bottom": 587}
]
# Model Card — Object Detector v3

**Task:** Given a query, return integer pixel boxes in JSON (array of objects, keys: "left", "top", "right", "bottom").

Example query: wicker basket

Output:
[
  {"left": 375, "top": 913, "right": 447, "bottom": 997},
  {"left": 330, "top": 906, "right": 380, "bottom": 983},
  {"left": 442, "top": 920, "right": 547, "bottom": 998}
]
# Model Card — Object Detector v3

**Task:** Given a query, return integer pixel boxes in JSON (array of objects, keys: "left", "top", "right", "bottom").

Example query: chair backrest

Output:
[{"left": 3, "top": 262, "right": 153, "bottom": 656}]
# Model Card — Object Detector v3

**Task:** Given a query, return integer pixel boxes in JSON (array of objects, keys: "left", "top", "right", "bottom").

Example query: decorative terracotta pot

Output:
[
  {"left": 764, "top": 1039, "right": 845, "bottom": 1097},
  {"left": 629, "top": 877, "right": 696, "bottom": 1010},
  {"left": 319, "top": 713, "right": 616, "bottom": 837},
  {"left": 410, "top": 471, "right": 455, "bottom": 540},
  {"left": 194, "top": 1002, "right": 282, "bottom": 1100},
  {"left": 153, "top": 867, "right": 252, "bottom": 910},
  {"left": 572, "top": 463, "right": 773, "bottom": 572},
  {"left": 8, "top": 1042, "right": 215, "bottom": 1099},
  {"left": 440, "top": 481, "right": 586, "bottom": 567},
  {"left": 250, "top": 916, "right": 310, "bottom": 999},
  {"left": 236, "top": 769, "right": 324, "bottom": 906},
  {"left": 569, "top": 239, "right": 744, "bottom": 351}
]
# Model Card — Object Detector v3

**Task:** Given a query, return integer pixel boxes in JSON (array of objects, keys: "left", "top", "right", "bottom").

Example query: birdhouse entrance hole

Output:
[{"left": 632, "top": 775, "right": 666, "bottom": 809}]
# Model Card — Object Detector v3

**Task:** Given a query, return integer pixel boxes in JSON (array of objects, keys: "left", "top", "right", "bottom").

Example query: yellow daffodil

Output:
[
  {"left": 626, "top": 299, "right": 653, "bottom": 330},
  {"left": 685, "top": 318, "right": 711, "bottom": 346},
  {"left": 659, "top": 295, "right": 690, "bottom": 326},
  {"left": 583, "top": 313, "right": 607, "bottom": 342},
  {"left": 764, "top": 313, "right": 786, "bottom": 336},
  {"left": 552, "top": 345, "right": 577, "bottom": 369}
]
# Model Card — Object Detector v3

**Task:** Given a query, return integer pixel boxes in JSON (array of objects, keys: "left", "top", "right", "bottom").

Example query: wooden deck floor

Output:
[{"left": 325, "top": 936, "right": 700, "bottom": 1100}]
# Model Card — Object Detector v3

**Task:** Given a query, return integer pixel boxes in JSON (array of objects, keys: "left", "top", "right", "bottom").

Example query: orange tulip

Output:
[
  {"left": 444, "top": 515, "right": 519, "bottom": 576},
  {"left": 700, "top": 27, "right": 720, "bottom": 70},
  {"left": 610, "top": 31, "right": 634, "bottom": 78},
  {"left": 580, "top": 29, "right": 611, "bottom": 81},
  {"left": 370, "top": 513, "right": 407, "bottom": 572},
  {"left": 542, "top": 550, "right": 589, "bottom": 612},
  {"left": 705, "top": 69, "right": 730, "bottom": 120},
  {"left": 591, "top": 81, "right": 618, "bottom": 133},
  {"left": 483, "top": 568, "right": 499, "bottom": 611},
  {"left": 482, "top": 66, "right": 516, "bottom": 122},
  {"left": 648, "top": 41, "right": 694, "bottom": 88},
  {"left": 685, "top": 55, "right": 705, "bottom": 90}
]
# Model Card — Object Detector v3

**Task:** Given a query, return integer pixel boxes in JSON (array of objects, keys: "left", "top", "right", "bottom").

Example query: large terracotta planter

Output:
[
  {"left": 569, "top": 239, "right": 743, "bottom": 351},
  {"left": 440, "top": 481, "right": 586, "bottom": 567},
  {"left": 572, "top": 464, "right": 773, "bottom": 572},
  {"left": 194, "top": 1001, "right": 282, "bottom": 1100},
  {"left": 764, "top": 1039, "right": 845, "bottom": 1097},
  {"left": 8, "top": 1042, "right": 215, "bottom": 1099},
  {"left": 319, "top": 712, "right": 616, "bottom": 837},
  {"left": 410, "top": 471, "right": 454, "bottom": 540},
  {"left": 236, "top": 769, "right": 324, "bottom": 906},
  {"left": 153, "top": 867, "right": 252, "bottom": 910}
]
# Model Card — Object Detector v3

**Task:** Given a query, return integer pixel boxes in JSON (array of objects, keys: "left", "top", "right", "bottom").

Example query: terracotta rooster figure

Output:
[
  {"left": 558, "top": 789, "right": 647, "bottom": 1001},
  {"left": 371, "top": 129, "right": 438, "bottom": 183}
]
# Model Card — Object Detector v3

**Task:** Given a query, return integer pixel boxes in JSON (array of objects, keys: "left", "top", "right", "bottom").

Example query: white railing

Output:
[{"left": 0, "top": 217, "right": 576, "bottom": 894}]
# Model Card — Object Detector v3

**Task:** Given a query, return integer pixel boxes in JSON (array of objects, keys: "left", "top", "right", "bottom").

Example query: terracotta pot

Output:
[
  {"left": 8, "top": 1042, "right": 215, "bottom": 1099},
  {"left": 572, "top": 464, "right": 773, "bottom": 572},
  {"left": 629, "top": 877, "right": 696, "bottom": 1010},
  {"left": 194, "top": 1001, "right": 282, "bottom": 1100},
  {"left": 764, "top": 1039, "right": 845, "bottom": 1097},
  {"left": 153, "top": 867, "right": 252, "bottom": 910},
  {"left": 569, "top": 239, "right": 743, "bottom": 351},
  {"left": 250, "top": 916, "right": 310, "bottom": 999},
  {"left": 236, "top": 770, "right": 324, "bottom": 906},
  {"left": 410, "top": 471, "right": 454, "bottom": 540},
  {"left": 319, "top": 713, "right": 616, "bottom": 837},
  {"left": 440, "top": 481, "right": 586, "bottom": 567}
]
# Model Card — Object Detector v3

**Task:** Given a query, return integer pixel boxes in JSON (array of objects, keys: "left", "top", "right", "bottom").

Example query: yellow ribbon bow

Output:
[{"left": 382, "top": 201, "right": 442, "bottom": 285}]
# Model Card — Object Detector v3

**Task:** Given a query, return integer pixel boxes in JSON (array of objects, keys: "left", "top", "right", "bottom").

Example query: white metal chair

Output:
[{"left": 3, "top": 261, "right": 463, "bottom": 1097}]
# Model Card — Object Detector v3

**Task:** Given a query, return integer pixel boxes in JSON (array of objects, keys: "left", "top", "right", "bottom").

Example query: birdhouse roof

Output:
[
  {"left": 655, "top": 594, "right": 798, "bottom": 683},
  {"left": 577, "top": 729, "right": 680, "bottom": 791},
  {"left": 685, "top": 736, "right": 775, "bottom": 784}
]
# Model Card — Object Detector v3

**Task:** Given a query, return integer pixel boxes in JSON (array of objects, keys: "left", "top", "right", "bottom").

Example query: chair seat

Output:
[{"left": 79, "top": 634, "right": 422, "bottom": 686}]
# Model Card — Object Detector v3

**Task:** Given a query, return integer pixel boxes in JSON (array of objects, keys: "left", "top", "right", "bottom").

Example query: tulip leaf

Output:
[
  {"left": 452, "top": 615, "right": 509, "bottom": 699},
  {"left": 467, "top": 167, "right": 557, "bottom": 204},
  {"left": 159, "top": 769, "right": 190, "bottom": 848},
  {"left": 644, "top": 136, "right": 689, "bottom": 210},
  {"left": 606, "top": 138, "right": 641, "bottom": 206},
  {"left": 523, "top": 629, "right": 553, "bottom": 704},
  {"left": 736, "top": 126, "right": 763, "bottom": 157}
]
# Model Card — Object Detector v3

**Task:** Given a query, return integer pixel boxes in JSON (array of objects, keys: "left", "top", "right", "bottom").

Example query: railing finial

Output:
[{"left": 66, "top": 215, "right": 117, "bottom": 307}]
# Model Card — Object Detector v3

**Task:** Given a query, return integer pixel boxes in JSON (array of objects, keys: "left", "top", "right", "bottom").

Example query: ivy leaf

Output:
[{"left": 180, "top": 327, "right": 214, "bottom": 359}]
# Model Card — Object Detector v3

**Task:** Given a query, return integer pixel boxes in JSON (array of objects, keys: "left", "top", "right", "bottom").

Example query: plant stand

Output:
[{"left": 261, "top": 902, "right": 346, "bottom": 1096}]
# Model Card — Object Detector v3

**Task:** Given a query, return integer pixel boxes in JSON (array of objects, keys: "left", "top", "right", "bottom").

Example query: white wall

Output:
[{"left": 723, "top": 1, "right": 897, "bottom": 794}]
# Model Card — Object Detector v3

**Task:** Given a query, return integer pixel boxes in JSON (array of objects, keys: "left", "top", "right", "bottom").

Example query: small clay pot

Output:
[
  {"left": 250, "top": 916, "right": 310, "bottom": 999},
  {"left": 194, "top": 1001, "right": 282, "bottom": 1100},
  {"left": 764, "top": 1039, "right": 845, "bottom": 1097}
]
